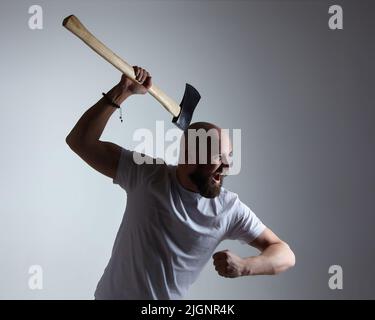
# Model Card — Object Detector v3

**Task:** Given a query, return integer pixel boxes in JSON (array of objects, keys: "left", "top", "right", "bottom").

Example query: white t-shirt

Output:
[{"left": 94, "top": 148, "right": 266, "bottom": 300}]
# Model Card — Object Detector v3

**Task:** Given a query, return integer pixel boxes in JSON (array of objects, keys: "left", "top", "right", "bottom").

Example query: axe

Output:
[{"left": 62, "top": 15, "right": 200, "bottom": 131}]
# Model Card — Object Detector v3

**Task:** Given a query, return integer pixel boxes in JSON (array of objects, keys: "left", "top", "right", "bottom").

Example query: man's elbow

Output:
[
  {"left": 285, "top": 246, "right": 296, "bottom": 269},
  {"left": 65, "top": 134, "right": 83, "bottom": 153},
  {"left": 65, "top": 134, "right": 73, "bottom": 147},
  {"left": 66, "top": 134, "right": 76, "bottom": 149},
  {"left": 274, "top": 243, "right": 296, "bottom": 275}
]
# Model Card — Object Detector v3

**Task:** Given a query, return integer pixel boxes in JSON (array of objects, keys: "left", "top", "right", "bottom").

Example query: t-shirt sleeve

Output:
[
  {"left": 225, "top": 197, "right": 266, "bottom": 244},
  {"left": 113, "top": 147, "right": 162, "bottom": 192}
]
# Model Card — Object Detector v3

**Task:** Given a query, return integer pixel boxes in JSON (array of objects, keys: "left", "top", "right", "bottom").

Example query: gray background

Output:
[{"left": 0, "top": 0, "right": 374, "bottom": 299}]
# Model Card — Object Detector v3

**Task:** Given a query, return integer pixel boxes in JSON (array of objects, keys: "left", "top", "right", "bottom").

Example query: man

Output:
[{"left": 66, "top": 66, "right": 295, "bottom": 299}]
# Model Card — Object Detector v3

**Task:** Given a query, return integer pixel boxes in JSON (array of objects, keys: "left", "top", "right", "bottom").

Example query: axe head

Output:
[{"left": 172, "top": 83, "right": 201, "bottom": 131}]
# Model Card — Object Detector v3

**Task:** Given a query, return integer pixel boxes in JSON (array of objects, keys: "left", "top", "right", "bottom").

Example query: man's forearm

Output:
[
  {"left": 242, "top": 242, "right": 295, "bottom": 276},
  {"left": 66, "top": 84, "right": 131, "bottom": 146}
]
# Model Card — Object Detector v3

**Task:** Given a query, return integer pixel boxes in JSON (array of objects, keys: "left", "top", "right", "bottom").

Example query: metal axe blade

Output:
[{"left": 172, "top": 83, "right": 201, "bottom": 131}]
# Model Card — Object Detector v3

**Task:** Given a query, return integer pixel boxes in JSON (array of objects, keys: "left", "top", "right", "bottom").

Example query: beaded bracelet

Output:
[{"left": 102, "top": 92, "right": 123, "bottom": 123}]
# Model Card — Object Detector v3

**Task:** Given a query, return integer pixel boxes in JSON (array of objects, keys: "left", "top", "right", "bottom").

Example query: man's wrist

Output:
[
  {"left": 241, "top": 256, "right": 257, "bottom": 276},
  {"left": 106, "top": 84, "right": 133, "bottom": 105}
]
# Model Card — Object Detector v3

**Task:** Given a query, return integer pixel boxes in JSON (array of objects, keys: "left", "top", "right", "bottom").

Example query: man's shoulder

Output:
[
  {"left": 218, "top": 187, "right": 240, "bottom": 206},
  {"left": 219, "top": 186, "right": 238, "bottom": 199},
  {"left": 122, "top": 148, "right": 170, "bottom": 181},
  {"left": 127, "top": 149, "right": 167, "bottom": 166}
]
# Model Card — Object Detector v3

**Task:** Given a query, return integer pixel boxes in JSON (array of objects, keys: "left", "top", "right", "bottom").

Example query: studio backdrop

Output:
[{"left": 0, "top": 0, "right": 374, "bottom": 299}]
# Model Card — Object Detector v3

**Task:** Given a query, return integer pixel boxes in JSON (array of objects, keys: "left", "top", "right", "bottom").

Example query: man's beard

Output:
[{"left": 189, "top": 165, "right": 224, "bottom": 198}]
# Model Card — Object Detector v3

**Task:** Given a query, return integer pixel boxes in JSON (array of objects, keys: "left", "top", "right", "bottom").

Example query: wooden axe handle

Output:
[{"left": 63, "top": 15, "right": 181, "bottom": 117}]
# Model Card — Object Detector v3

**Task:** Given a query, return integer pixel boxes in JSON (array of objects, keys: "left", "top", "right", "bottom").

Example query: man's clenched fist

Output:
[
  {"left": 212, "top": 250, "right": 246, "bottom": 278},
  {"left": 119, "top": 66, "right": 152, "bottom": 95}
]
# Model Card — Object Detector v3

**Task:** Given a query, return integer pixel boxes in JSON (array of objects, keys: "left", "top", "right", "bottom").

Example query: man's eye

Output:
[{"left": 211, "top": 155, "right": 221, "bottom": 163}]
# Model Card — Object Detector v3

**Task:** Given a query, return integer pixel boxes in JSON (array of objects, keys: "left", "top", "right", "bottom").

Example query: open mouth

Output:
[{"left": 212, "top": 172, "right": 222, "bottom": 183}]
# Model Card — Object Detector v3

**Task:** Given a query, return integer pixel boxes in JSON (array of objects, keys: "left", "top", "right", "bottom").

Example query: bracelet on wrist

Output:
[{"left": 102, "top": 92, "right": 123, "bottom": 123}]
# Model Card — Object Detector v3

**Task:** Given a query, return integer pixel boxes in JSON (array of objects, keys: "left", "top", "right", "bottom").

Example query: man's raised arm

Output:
[{"left": 65, "top": 66, "right": 152, "bottom": 179}]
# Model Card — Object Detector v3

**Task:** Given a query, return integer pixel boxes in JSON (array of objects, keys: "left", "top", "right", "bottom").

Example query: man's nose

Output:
[
  {"left": 221, "top": 162, "right": 230, "bottom": 169},
  {"left": 221, "top": 154, "right": 233, "bottom": 168},
  {"left": 218, "top": 162, "right": 230, "bottom": 173}
]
